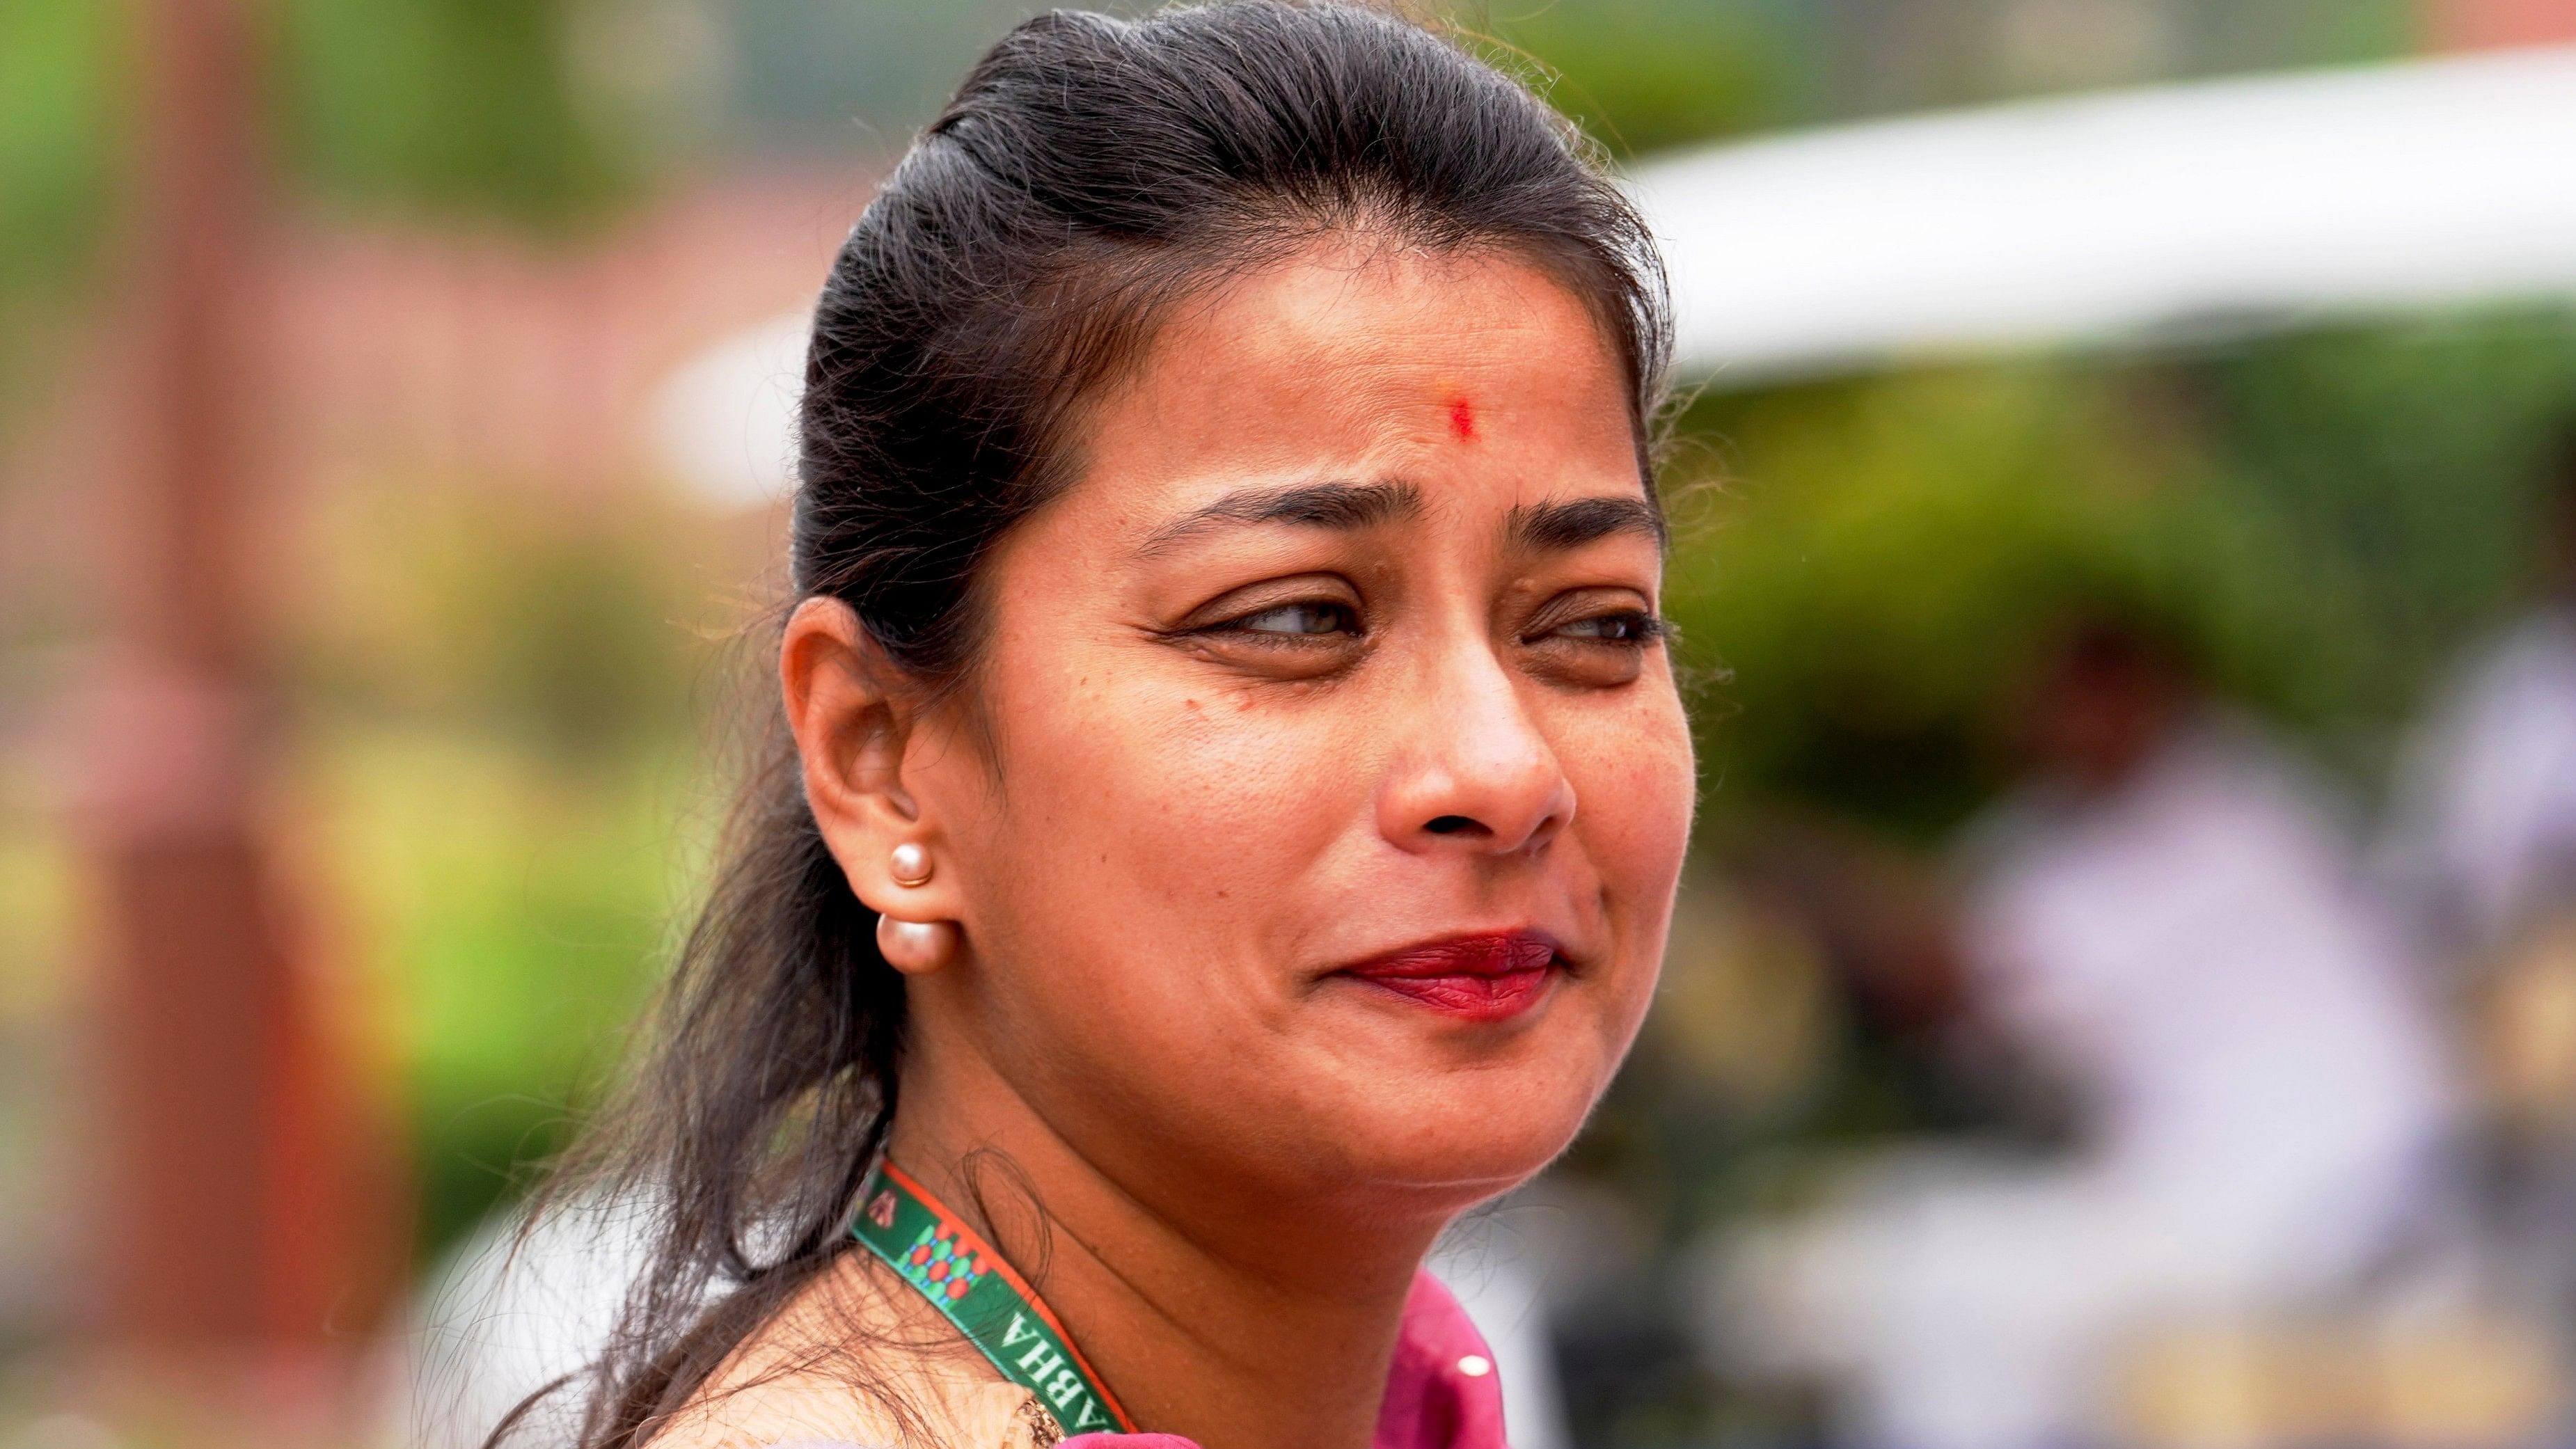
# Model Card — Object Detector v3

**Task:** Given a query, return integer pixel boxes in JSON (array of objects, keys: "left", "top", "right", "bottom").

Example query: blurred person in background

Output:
[
  {"left": 2384, "top": 420, "right": 2576, "bottom": 1336},
  {"left": 1711, "top": 612, "right": 2453, "bottom": 1449},
  {"left": 456, "top": 6, "right": 1696, "bottom": 1449},
  {"left": 2389, "top": 426, "right": 2576, "bottom": 962}
]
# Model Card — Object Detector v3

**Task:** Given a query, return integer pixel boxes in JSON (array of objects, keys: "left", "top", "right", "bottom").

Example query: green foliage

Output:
[
  {"left": 2190, "top": 0, "right": 2419, "bottom": 77},
  {"left": 272, "top": 0, "right": 642, "bottom": 229},
  {"left": 1664, "top": 308, "right": 2576, "bottom": 843},
  {"left": 0, "top": 0, "right": 661, "bottom": 402},
  {"left": 287, "top": 477, "right": 738, "bottom": 1257},
  {"left": 0, "top": 0, "right": 119, "bottom": 390},
  {"left": 2197, "top": 312, "right": 2576, "bottom": 732},
  {"left": 1470, "top": 0, "right": 1809, "bottom": 155},
  {"left": 292, "top": 475, "right": 720, "bottom": 760},
  {"left": 1674, "top": 366, "right": 2186, "bottom": 835},
  {"left": 313, "top": 729, "right": 691, "bottom": 1258},
  {"left": 713, "top": 0, "right": 1075, "bottom": 150}
]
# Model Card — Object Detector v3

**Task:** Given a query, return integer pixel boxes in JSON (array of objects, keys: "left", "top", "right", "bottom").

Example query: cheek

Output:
[
  {"left": 1565, "top": 689, "right": 1697, "bottom": 1016},
  {"left": 1093, "top": 698, "right": 1355, "bottom": 874},
  {"left": 965, "top": 668, "right": 1375, "bottom": 993},
  {"left": 1568, "top": 686, "right": 1697, "bottom": 892},
  {"left": 945, "top": 668, "right": 1391, "bottom": 1169}
]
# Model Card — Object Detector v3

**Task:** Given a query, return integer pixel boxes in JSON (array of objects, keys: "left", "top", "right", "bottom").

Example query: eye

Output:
[
  {"left": 1522, "top": 604, "right": 1666, "bottom": 689},
  {"left": 1549, "top": 610, "right": 1665, "bottom": 646},
  {"left": 1157, "top": 582, "right": 1368, "bottom": 681},
  {"left": 1230, "top": 601, "right": 1361, "bottom": 638}
]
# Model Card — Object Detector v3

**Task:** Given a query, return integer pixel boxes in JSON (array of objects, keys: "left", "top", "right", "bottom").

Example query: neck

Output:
[{"left": 887, "top": 1052, "right": 1448, "bottom": 1449}]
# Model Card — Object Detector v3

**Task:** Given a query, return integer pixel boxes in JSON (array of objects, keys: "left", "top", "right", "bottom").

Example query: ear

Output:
[{"left": 780, "top": 596, "right": 965, "bottom": 940}]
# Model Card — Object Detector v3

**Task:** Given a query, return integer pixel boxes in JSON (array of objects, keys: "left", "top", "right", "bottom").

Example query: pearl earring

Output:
[
  {"left": 876, "top": 912, "right": 957, "bottom": 973},
  {"left": 890, "top": 841, "right": 933, "bottom": 887}
]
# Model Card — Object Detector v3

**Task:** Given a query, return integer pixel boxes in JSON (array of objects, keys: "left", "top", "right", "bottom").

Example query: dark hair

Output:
[{"left": 531, "top": 3, "right": 1671, "bottom": 1443}]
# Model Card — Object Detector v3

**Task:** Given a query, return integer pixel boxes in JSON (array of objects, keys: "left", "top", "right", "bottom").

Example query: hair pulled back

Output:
[{"left": 539, "top": 4, "right": 1671, "bottom": 1443}]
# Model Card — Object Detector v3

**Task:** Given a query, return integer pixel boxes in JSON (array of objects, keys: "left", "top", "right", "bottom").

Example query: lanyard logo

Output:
[
  {"left": 851, "top": 1162, "right": 1138, "bottom": 1434},
  {"left": 902, "top": 1221, "right": 990, "bottom": 1303}
]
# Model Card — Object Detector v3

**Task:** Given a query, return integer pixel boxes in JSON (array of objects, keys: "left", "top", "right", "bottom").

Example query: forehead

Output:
[{"left": 1066, "top": 243, "right": 1640, "bottom": 521}]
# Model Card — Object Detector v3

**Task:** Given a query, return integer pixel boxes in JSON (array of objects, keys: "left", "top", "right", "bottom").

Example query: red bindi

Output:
[{"left": 1447, "top": 398, "right": 1477, "bottom": 441}]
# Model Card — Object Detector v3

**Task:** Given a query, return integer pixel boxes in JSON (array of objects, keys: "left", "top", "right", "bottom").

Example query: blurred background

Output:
[{"left": 6, "top": 1, "right": 2576, "bottom": 1446}]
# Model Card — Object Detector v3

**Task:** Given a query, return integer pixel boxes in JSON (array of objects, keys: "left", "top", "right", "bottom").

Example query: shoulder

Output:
[
  {"left": 649, "top": 1251, "right": 1061, "bottom": 1449},
  {"left": 647, "top": 1381, "right": 1055, "bottom": 1449}
]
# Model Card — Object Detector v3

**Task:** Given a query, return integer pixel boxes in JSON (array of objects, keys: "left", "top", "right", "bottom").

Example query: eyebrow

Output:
[
  {"left": 1506, "top": 493, "right": 1668, "bottom": 553},
  {"left": 1138, "top": 480, "right": 1425, "bottom": 555}
]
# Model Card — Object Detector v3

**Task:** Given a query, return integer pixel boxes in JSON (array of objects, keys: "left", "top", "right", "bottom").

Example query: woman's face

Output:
[{"left": 901, "top": 243, "right": 1693, "bottom": 1221}]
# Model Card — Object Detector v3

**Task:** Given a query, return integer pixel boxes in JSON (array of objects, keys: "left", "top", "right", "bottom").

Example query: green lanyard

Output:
[{"left": 851, "top": 1161, "right": 1138, "bottom": 1436}]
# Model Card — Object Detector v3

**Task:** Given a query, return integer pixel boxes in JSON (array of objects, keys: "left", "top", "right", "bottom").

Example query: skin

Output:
[{"left": 775, "top": 239, "right": 1696, "bottom": 1449}]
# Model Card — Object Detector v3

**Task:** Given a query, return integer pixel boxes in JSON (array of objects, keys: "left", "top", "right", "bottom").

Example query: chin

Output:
[
  {"left": 1318, "top": 1057, "right": 1608, "bottom": 1208},
  {"left": 1311, "top": 976, "right": 1645, "bottom": 1194}
]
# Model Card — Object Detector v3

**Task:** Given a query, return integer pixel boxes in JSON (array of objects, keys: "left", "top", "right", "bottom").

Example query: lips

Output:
[{"left": 1336, "top": 930, "right": 1563, "bottom": 1023}]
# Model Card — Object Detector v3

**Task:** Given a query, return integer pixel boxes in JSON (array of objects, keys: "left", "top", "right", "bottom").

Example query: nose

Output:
[{"left": 1377, "top": 643, "right": 1576, "bottom": 857}]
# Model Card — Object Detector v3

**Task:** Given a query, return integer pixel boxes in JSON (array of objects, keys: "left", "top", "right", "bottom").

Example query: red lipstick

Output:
[{"left": 1338, "top": 930, "right": 1562, "bottom": 1023}]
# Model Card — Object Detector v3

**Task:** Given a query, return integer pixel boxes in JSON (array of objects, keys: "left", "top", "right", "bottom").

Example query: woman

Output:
[{"left": 535, "top": 5, "right": 1695, "bottom": 1447}]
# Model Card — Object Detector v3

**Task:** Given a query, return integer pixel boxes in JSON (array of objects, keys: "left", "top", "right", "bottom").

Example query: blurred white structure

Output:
[
  {"left": 657, "top": 45, "right": 2576, "bottom": 506},
  {"left": 1629, "top": 43, "right": 2576, "bottom": 382},
  {"left": 652, "top": 307, "right": 811, "bottom": 510},
  {"left": 399, "top": 1197, "right": 660, "bottom": 1449}
]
